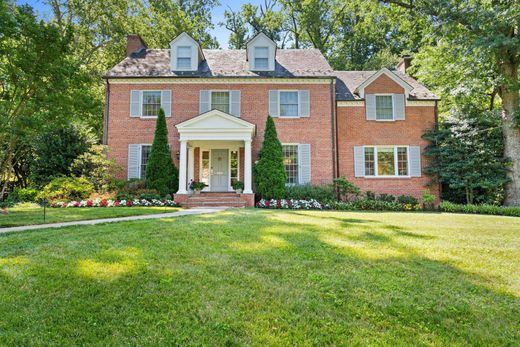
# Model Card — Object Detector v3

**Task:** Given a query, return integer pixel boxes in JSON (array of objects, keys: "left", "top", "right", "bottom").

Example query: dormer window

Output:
[
  {"left": 177, "top": 46, "right": 192, "bottom": 70},
  {"left": 254, "top": 47, "right": 269, "bottom": 70}
]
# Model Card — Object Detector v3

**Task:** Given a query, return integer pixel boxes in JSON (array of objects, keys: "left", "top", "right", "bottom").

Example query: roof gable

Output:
[
  {"left": 356, "top": 68, "right": 413, "bottom": 98},
  {"left": 176, "top": 109, "right": 255, "bottom": 131}
]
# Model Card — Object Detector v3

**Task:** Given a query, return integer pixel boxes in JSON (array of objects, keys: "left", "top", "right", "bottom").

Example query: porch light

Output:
[{"left": 176, "top": 150, "right": 180, "bottom": 160}]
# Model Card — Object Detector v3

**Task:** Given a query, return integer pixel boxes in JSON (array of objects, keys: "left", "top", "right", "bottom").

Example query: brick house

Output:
[{"left": 104, "top": 33, "right": 439, "bottom": 207}]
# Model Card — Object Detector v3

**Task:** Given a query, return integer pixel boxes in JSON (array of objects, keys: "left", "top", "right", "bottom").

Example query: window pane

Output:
[
  {"left": 230, "top": 150, "right": 239, "bottom": 186},
  {"left": 397, "top": 147, "right": 408, "bottom": 176},
  {"left": 177, "top": 46, "right": 191, "bottom": 57},
  {"left": 377, "top": 147, "right": 395, "bottom": 176},
  {"left": 255, "top": 57, "right": 269, "bottom": 69},
  {"left": 201, "top": 151, "right": 210, "bottom": 185},
  {"left": 177, "top": 57, "right": 191, "bottom": 69},
  {"left": 142, "top": 91, "right": 161, "bottom": 117},
  {"left": 211, "top": 91, "right": 230, "bottom": 113},
  {"left": 255, "top": 47, "right": 268, "bottom": 58},
  {"left": 280, "top": 91, "right": 299, "bottom": 117},
  {"left": 364, "top": 147, "right": 375, "bottom": 176},
  {"left": 282, "top": 145, "right": 299, "bottom": 184},
  {"left": 140, "top": 145, "right": 152, "bottom": 179},
  {"left": 376, "top": 95, "right": 393, "bottom": 120}
]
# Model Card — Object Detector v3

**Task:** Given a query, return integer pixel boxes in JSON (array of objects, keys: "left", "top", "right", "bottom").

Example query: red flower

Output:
[
  {"left": 126, "top": 200, "right": 133, "bottom": 207},
  {"left": 62, "top": 202, "right": 67, "bottom": 208},
  {"left": 74, "top": 201, "right": 80, "bottom": 207},
  {"left": 114, "top": 200, "right": 120, "bottom": 207},
  {"left": 265, "top": 200, "right": 270, "bottom": 208},
  {"left": 100, "top": 199, "right": 108, "bottom": 207},
  {"left": 277, "top": 199, "right": 281, "bottom": 208},
  {"left": 86, "top": 199, "right": 93, "bottom": 207}
]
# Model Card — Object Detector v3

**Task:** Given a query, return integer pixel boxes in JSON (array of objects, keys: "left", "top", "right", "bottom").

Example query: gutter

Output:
[
  {"left": 102, "top": 75, "right": 336, "bottom": 80},
  {"left": 103, "top": 79, "right": 110, "bottom": 146},
  {"left": 330, "top": 78, "right": 338, "bottom": 180}
]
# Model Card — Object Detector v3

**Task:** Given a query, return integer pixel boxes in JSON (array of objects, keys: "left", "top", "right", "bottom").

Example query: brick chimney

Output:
[
  {"left": 126, "top": 34, "right": 147, "bottom": 57},
  {"left": 396, "top": 54, "right": 413, "bottom": 74}
]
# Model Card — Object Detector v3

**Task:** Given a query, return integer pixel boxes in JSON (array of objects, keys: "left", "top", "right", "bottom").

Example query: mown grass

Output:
[
  {"left": 0, "top": 206, "right": 180, "bottom": 227},
  {"left": 0, "top": 209, "right": 519, "bottom": 345}
]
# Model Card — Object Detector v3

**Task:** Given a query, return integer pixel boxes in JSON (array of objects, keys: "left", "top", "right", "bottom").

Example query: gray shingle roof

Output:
[
  {"left": 335, "top": 70, "right": 439, "bottom": 101},
  {"left": 105, "top": 48, "right": 334, "bottom": 78}
]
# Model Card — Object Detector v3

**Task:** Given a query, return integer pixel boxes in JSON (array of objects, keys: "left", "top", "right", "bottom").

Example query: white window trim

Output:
[
  {"left": 363, "top": 145, "right": 410, "bottom": 178},
  {"left": 374, "top": 93, "right": 395, "bottom": 122},
  {"left": 278, "top": 90, "right": 301, "bottom": 118},
  {"left": 140, "top": 90, "right": 162, "bottom": 119},
  {"left": 282, "top": 143, "right": 300, "bottom": 185},
  {"left": 209, "top": 90, "right": 231, "bottom": 112},
  {"left": 176, "top": 45, "right": 193, "bottom": 71},
  {"left": 253, "top": 46, "right": 270, "bottom": 71}
]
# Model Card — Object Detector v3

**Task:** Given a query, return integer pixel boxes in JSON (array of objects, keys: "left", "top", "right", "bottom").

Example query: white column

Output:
[
  {"left": 177, "top": 140, "right": 188, "bottom": 194},
  {"left": 187, "top": 145, "right": 194, "bottom": 189},
  {"left": 244, "top": 139, "right": 253, "bottom": 194}
]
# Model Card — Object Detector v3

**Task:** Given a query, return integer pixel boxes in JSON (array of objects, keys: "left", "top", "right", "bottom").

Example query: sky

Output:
[{"left": 15, "top": 0, "right": 268, "bottom": 48}]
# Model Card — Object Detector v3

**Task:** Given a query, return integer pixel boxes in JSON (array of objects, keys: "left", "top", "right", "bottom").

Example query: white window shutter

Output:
[
  {"left": 230, "top": 90, "right": 241, "bottom": 117},
  {"left": 393, "top": 94, "right": 405, "bottom": 120},
  {"left": 269, "top": 90, "right": 279, "bottom": 117},
  {"left": 161, "top": 90, "right": 172, "bottom": 117},
  {"left": 365, "top": 94, "right": 376, "bottom": 120},
  {"left": 299, "top": 90, "right": 310, "bottom": 117},
  {"left": 199, "top": 90, "right": 210, "bottom": 114},
  {"left": 409, "top": 146, "right": 421, "bottom": 177},
  {"left": 130, "top": 90, "right": 141, "bottom": 117},
  {"left": 354, "top": 146, "right": 365, "bottom": 177},
  {"left": 298, "top": 144, "right": 311, "bottom": 184},
  {"left": 128, "top": 144, "right": 141, "bottom": 179}
]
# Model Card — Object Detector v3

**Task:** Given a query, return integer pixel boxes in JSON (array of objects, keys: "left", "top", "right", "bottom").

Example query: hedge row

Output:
[{"left": 439, "top": 201, "right": 520, "bottom": 217}]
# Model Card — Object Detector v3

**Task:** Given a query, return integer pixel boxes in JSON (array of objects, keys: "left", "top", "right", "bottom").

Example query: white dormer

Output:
[
  {"left": 170, "top": 32, "right": 204, "bottom": 72},
  {"left": 246, "top": 32, "right": 277, "bottom": 71}
]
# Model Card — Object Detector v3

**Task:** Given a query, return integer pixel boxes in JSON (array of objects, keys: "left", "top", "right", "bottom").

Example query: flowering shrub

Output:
[
  {"left": 256, "top": 199, "right": 327, "bottom": 210},
  {"left": 50, "top": 198, "right": 179, "bottom": 208}
]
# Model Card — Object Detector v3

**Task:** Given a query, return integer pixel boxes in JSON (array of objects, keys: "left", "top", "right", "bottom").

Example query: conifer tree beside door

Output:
[
  {"left": 254, "top": 116, "right": 287, "bottom": 199},
  {"left": 145, "top": 108, "right": 178, "bottom": 195}
]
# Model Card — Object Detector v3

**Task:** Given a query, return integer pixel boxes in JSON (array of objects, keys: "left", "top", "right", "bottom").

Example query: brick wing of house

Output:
[{"left": 104, "top": 33, "right": 440, "bottom": 207}]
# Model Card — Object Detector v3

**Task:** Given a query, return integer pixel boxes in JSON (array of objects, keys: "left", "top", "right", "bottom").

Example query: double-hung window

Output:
[
  {"left": 375, "top": 95, "right": 393, "bottom": 120},
  {"left": 177, "top": 46, "right": 192, "bottom": 69},
  {"left": 142, "top": 91, "right": 161, "bottom": 117},
  {"left": 211, "top": 91, "right": 230, "bottom": 113},
  {"left": 140, "top": 145, "right": 152, "bottom": 179},
  {"left": 254, "top": 46, "right": 269, "bottom": 69},
  {"left": 280, "top": 91, "right": 299, "bottom": 117},
  {"left": 364, "top": 146, "right": 408, "bottom": 177},
  {"left": 282, "top": 145, "right": 299, "bottom": 184}
]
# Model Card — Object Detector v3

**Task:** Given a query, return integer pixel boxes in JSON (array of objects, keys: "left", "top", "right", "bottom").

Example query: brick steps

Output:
[{"left": 184, "top": 192, "right": 246, "bottom": 208}]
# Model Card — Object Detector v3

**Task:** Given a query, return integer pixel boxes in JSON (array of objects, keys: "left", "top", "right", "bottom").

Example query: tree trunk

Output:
[{"left": 499, "top": 59, "right": 520, "bottom": 206}]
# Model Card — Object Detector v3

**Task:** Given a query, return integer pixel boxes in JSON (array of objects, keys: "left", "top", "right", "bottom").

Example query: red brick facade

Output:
[{"left": 105, "top": 74, "right": 438, "bottom": 203}]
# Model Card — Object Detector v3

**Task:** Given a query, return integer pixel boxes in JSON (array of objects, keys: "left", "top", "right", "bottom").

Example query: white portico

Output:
[{"left": 175, "top": 110, "right": 256, "bottom": 195}]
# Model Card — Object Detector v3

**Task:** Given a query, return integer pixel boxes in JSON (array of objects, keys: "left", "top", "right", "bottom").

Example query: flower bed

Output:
[
  {"left": 50, "top": 198, "right": 179, "bottom": 208},
  {"left": 256, "top": 199, "right": 326, "bottom": 210}
]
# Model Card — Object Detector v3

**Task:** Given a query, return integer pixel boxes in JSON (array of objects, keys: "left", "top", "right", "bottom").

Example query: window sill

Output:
[
  {"left": 363, "top": 176, "right": 411, "bottom": 179},
  {"left": 372, "top": 119, "right": 396, "bottom": 122},
  {"left": 140, "top": 116, "right": 158, "bottom": 119}
]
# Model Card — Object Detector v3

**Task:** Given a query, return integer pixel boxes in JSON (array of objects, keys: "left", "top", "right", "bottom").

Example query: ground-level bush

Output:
[
  {"left": 284, "top": 184, "right": 335, "bottom": 201},
  {"left": 440, "top": 201, "right": 520, "bottom": 217},
  {"left": 8, "top": 188, "right": 38, "bottom": 203},
  {"left": 36, "top": 177, "right": 94, "bottom": 202},
  {"left": 328, "top": 199, "right": 421, "bottom": 212}
]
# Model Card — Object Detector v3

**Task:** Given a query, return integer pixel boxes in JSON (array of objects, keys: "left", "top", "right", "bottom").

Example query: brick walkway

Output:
[{"left": 0, "top": 207, "right": 227, "bottom": 235}]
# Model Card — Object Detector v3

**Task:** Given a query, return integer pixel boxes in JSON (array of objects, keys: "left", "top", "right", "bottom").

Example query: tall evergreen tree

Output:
[
  {"left": 145, "top": 108, "right": 178, "bottom": 195},
  {"left": 254, "top": 116, "right": 287, "bottom": 199}
]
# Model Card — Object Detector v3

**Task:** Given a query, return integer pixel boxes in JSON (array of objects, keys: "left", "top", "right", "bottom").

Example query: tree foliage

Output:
[
  {"left": 145, "top": 108, "right": 178, "bottom": 196},
  {"left": 423, "top": 107, "right": 510, "bottom": 205},
  {"left": 254, "top": 116, "right": 287, "bottom": 199}
]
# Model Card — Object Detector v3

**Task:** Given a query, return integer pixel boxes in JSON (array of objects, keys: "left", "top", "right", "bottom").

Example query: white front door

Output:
[{"left": 210, "top": 149, "right": 229, "bottom": 191}]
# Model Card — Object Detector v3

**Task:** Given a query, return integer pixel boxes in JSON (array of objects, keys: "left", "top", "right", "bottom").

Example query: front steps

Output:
[{"left": 183, "top": 192, "right": 247, "bottom": 208}]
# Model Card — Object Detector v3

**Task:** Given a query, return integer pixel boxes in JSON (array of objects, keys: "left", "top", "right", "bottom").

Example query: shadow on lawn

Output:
[{"left": 0, "top": 209, "right": 518, "bottom": 345}]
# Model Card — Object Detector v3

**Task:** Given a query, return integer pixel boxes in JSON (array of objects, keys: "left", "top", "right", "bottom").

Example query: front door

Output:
[{"left": 210, "top": 149, "right": 229, "bottom": 191}]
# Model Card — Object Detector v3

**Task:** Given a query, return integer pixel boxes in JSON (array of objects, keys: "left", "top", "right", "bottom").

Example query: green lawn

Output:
[
  {"left": 0, "top": 206, "right": 180, "bottom": 227},
  {"left": 0, "top": 210, "right": 519, "bottom": 345}
]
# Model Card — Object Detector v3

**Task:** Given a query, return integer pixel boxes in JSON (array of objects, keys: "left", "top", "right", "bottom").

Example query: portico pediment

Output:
[{"left": 175, "top": 110, "right": 256, "bottom": 141}]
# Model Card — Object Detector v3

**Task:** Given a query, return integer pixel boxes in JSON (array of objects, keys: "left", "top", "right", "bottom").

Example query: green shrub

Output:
[
  {"left": 116, "top": 188, "right": 161, "bottom": 201},
  {"left": 285, "top": 184, "right": 335, "bottom": 201},
  {"left": 377, "top": 193, "right": 396, "bottom": 202},
  {"left": 397, "top": 195, "right": 419, "bottom": 205},
  {"left": 333, "top": 177, "right": 360, "bottom": 201},
  {"left": 145, "top": 108, "right": 179, "bottom": 195},
  {"left": 422, "top": 189, "right": 436, "bottom": 210},
  {"left": 365, "top": 191, "right": 376, "bottom": 200},
  {"left": 254, "top": 116, "right": 287, "bottom": 199},
  {"left": 440, "top": 201, "right": 520, "bottom": 217},
  {"left": 9, "top": 187, "right": 38, "bottom": 202},
  {"left": 328, "top": 199, "right": 404, "bottom": 211},
  {"left": 36, "top": 177, "right": 94, "bottom": 201},
  {"left": 71, "top": 145, "right": 121, "bottom": 191}
]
